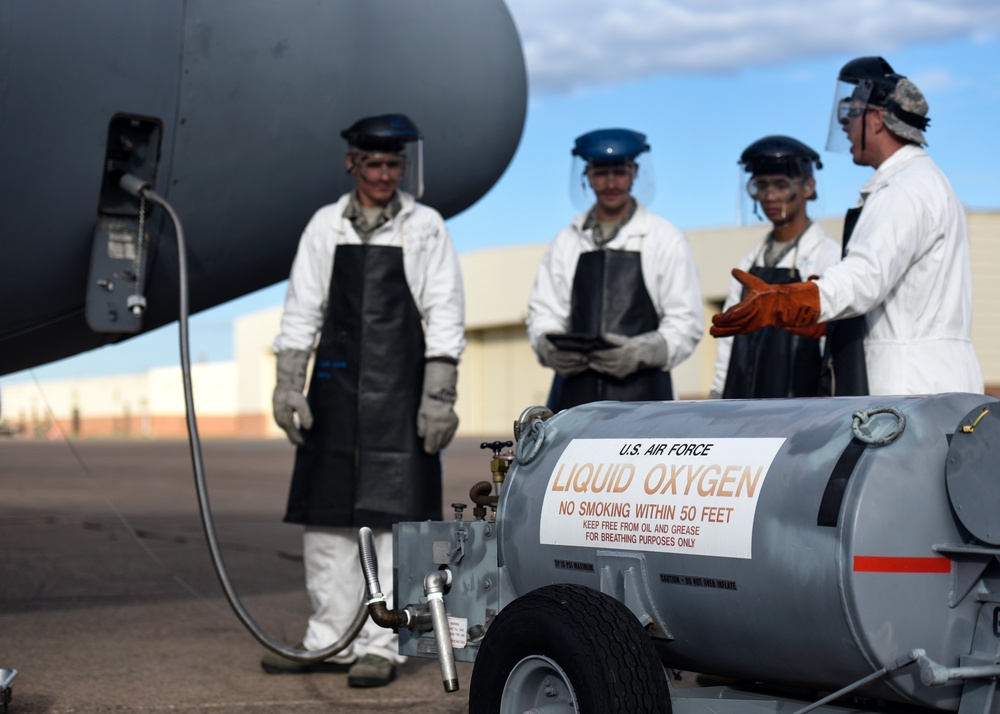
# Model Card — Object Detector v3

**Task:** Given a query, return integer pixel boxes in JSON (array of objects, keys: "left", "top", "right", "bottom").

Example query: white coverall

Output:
[
  {"left": 711, "top": 222, "right": 842, "bottom": 397},
  {"left": 273, "top": 190, "right": 465, "bottom": 664},
  {"left": 815, "top": 145, "right": 983, "bottom": 395},
  {"left": 527, "top": 201, "right": 704, "bottom": 387}
]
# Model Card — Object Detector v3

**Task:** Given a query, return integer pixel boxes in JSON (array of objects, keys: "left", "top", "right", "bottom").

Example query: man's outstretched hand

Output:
[{"left": 710, "top": 269, "right": 821, "bottom": 338}]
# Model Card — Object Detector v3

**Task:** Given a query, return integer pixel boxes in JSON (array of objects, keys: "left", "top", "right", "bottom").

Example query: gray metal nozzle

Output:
[
  {"left": 118, "top": 173, "right": 150, "bottom": 198},
  {"left": 424, "top": 569, "right": 458, "bottom": 693}
]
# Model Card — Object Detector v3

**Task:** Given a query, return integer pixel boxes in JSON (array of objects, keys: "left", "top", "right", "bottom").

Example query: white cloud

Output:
[
  {"left": 506, "top": 0, "right": 1000, "bottom": 94},
  {"left": 912, "top": 68, "right": 972, "bottom": 94}
]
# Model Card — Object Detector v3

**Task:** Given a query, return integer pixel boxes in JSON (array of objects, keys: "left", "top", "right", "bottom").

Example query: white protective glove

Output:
[
  {"left": 537, "top": 338, "right": 589, "bottom": 378},
  {"left": 417, "top": 360, "right": 459, "bottom": 455},
  {"left": 589, "top": 332, "right": 668, "bottom": 380},
  {"left": 273, "top": 349, "right": 313, "bottom": 446}
]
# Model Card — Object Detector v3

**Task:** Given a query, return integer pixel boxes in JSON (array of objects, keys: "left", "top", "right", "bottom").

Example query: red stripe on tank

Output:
[{"left": 853, "top": 556, "right": 951, "bottom": 573}]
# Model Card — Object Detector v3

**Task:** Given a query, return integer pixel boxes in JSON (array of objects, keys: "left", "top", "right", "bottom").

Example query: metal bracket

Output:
[
  {"left": 933, "top": 544, "right": 1000, "bottom": 607},
  {"left": 85, "top": 114, "right": 161, "bottom": 334},
  {"left": 596, "top": 550, "right": 672, "bottom": 640}
]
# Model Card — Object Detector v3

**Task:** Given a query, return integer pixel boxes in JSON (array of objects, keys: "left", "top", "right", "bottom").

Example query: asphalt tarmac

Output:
[{"left": 0, "top": 436, "right": 510, "bottom": 713}]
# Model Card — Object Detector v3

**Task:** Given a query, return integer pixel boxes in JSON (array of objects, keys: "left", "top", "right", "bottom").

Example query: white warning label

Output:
[
  {"left": 539, "top": 438, "right": 784, "bottom": 559},
  {"left": 448, "top": 616, "right": 468, "bottom": 649}
]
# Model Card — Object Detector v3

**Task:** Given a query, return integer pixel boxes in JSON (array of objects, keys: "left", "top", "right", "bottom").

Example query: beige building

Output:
[{"left": 3, "top": 211, "right": 999, "bottom": 439}]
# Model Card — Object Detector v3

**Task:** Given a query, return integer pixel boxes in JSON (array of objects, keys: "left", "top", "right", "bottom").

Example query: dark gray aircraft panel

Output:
[
  {"left": 0, "top": 1, "right": 186, "bottom": 351},
  {"left": 0, "top": 0, "right": 527, "bottom": 375}
]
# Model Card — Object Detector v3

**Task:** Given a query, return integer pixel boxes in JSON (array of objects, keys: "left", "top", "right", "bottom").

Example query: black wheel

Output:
[{"left": 469, "top": 584, "right": 671, "bottom": 713}]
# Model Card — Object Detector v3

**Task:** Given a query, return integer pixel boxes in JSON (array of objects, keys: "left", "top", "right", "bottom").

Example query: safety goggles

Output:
[
  {"left": 355, "top": 154, "right": 407, "bottom": 179},
  {"left": 837, "top": 102, "right": 868, "bottom": 125},
  {"left": 746, "top": 176, "right": 801, "bottom": 200}
]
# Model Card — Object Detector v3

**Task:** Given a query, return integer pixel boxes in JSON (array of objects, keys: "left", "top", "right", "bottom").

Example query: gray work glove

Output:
[
  {"left": 589, "top": 332, "right": 668, "bottom": 380},
  {"left": 273, "top": 349, "right": 313, "bottom": 446},
  {"left": 537, "top": 338, "right": 589, "bottom": 378},
  {"left": 417, "top": 360, "right": 459, "bottom": 455}
]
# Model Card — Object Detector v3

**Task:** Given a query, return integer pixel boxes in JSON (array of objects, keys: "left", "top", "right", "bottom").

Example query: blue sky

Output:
[{"left": 4, "top": 0, "right": 999, "bottom": 385}]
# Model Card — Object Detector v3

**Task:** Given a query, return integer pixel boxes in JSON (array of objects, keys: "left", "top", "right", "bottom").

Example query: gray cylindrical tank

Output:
[{"left": 498, "top": 394, "right": 997, "bottom": 710}]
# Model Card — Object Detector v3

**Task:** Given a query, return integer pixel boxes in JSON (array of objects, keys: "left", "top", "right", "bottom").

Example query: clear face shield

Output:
[
  {"left": 568, "top": 156, "right": 655, "bottom": 213},
  {"left": 391, "top": 137, "right": 423, "bottom": 198},
  {"left": 825, "top": 79, "right": 872, "bottom": 153},
  {"left": 351, "top": 138, "right": 424, "bottom": 199}
]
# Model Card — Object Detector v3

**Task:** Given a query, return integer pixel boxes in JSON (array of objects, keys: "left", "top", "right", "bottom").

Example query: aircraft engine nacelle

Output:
[{"left": 0, "top": 0, "right": 526, "bottom": 375}]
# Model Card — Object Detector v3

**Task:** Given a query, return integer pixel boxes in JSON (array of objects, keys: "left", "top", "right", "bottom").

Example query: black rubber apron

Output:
[
  {"left": 547, "top": 250, "right": 673, "bottom": 412},
  {"left": 284, "top": 244, "right": 441, "bottom": 529},
  {"left": 819, "top": 207, "right": 870, "bottom": 396},
  {"left": 722, "top": 264, "right": 823, "bottom": 398}
]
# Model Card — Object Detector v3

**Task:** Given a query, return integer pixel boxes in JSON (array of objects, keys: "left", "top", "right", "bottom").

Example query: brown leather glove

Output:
[
  {"left": 787, "top": 323, "right": 827, "bottom": 339},
  {"left": 710, "top": 269, "right": 821, "bottom": 338}
]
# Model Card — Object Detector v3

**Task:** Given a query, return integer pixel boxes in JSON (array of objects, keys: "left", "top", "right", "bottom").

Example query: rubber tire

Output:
[{"left": 469, "top": 584, "right": 671, "bottom": 713}]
